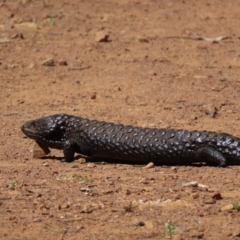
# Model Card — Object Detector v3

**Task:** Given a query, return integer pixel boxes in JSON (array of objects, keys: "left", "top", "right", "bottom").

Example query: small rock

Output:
[
  {"left": 80, "top": 187, "right": 91, "bottom": 192},
  {"left": 42, "top": 58, "right": 55, "bottom": 66},
  {"left": 101, "top": 14, "right": 111, "bottom": 22},
  {"left": 58, "top": 60, "right": 68, "bottom": 66},
  {"left": 212, "top": 192, "right": 222, "bottom": 200},
  {"left": 182, "top": 181, "right": 198, "bottom": 187},
  {"left": 36, "top": 193, "right": 42, "bottom": 198},
  {"left": 5, "top": 23, "right": 14, "bottom": 29},
  {"left": 32, "top": 217, "right": 42, "bottom": 222},
  {"left": 207, "top": 187, "right": 218, "bottom": 193},
  {"left": 123, "top": 202, "right": 133, "bottom": 212},
  {"left": 81, "top": 203, "right": 94, "bottom": 213},
  {"left": 15, "top": 33, "right": 24, "bottom": 39},
  {"left": 197, "top": 224, "right": 205, "bottom": 232},
  {"left": 42, "top": 162, "right": 49, "bottom": 167},
  {"left": 149, "top": 71, "right": 157, "bottom": 76},
  {"left": 125, "top": 189, "right": 131, "bottom": 195},
  {"left": 144, "top": 162, "right": 154, "bottom": 169},
  {"left": 102, "top": 189, "right": 113, "bottom": 194},
  {"left": 61, "top": 202, "right": 70, "bottom": 209},
  {"left": 203, "top": 198, "right": 216, "bottom": 204},
  {"left": 172, "top": 235, "right": 183, "bottom": 240},
  {"left": 91, "top": 93, "right": 96, "bottom": 99},
  {"left": 71, "top": 164, "right": 79, "bottom": 168},
  {"left": 221, "top": 204, "right": 233, "bottom": 212},
  {"left": 0, "top": 37, "right": 10, "bottom": 43},
  {"left": 87, "top": 163, "right": 96, "bottom": 168},
  {"left": 203, "top": 104, "right": 217, "bottom": 118},
  {"left": 219, "top": 78, "right": 227, "bottom": 82},
  {"left": 131, "top": 220, "right": 145, "bottom": 227},
  {"left": 145, "top": 220, "right": 160, "bottom": 229},
  {"left": 78, "top": 158, "right": 86, "bottom": 163},
  {"left": 28, "top": 63, "right": 35, "bottom": 69},
  {"left": 139, "top": 178, "right": 149, "bottom": 184},
  {"left": 190, "top": 230, "right": 204, "bottom": 238},
  {"left": 190, "top": 115, "right": 198, "bottom": 121},
  {"left": 223, "top": 230, "right": 233, "bottom": 237},
  {"left": 137, "top": 36, "right": 149, "bottom": 43},
  {"left": 198, "top": 183, "right": 209, "bottom": 191},
  {"left": 232, "top": 228, "right": 240, "bottom": 237},
  {"left": 191, "top": 192, "right": 199, "bottom": 199},
  {"left": 95, "top": 30, "right": 109, "bottom": 42},
  {"left": 44, "top": 203, "right": 51, "bottom": 210}
]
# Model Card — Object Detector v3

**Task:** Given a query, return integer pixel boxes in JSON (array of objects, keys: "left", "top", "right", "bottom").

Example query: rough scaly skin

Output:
[{"left": 21, "top": 114, "right": 240, "bottom": 166}]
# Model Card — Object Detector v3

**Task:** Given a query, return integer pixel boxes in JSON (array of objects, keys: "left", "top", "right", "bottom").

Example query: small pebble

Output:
[
  {"left": 191, "top": 192, "right": 199, "bottom": 199},
  {"left": 42, "top": 58, "right": 55, "bottom": 66},
  {"left": 149, "top": 71, "right": 157, "bottom": 76},
  {"left": 58, "top": 60, "right": 68, "bottom": 66},
  {"left": 190, "top": 230, "right": 204, "bottom": 238},
  {"left": 125, "top": 189, "right": 131, "bottom": 195},
  {"left": 137, "top": 36, "right": 149, "bottom": 43},
  {"left": 71, "top": 164, "right": 79, "bottom": 168},
  {"left": 232, "top": 228, "right": 240, "bottom": 237},
  {"left": 203, "top": 198, "right": 216, "bottom": 204},
  {"left": 203, "top": 104, "right": 217, "bottom": 118},
  {"left": 80, "top": 187, "right": 90, "bottom": 192},
  {"left": 5, "top": 23, "right": 14, "bottom": 29},
  {"left": 95, "top": 30, "right": 109, "bottom": 42},
  {"left": 139, "top": 178, "right": 149, "bottom": 184},
  {"left": 212, "top": 192, "right": 222, "bottom": 200},
  {"left": 81, "top": 203, "right": 93, "bottom": 213},
  {"left": 61, "top": 202, "right": 70, "bottom": 209},
  {"left": 172, "top": 235, "right": 183, "bottom": 240},
  {"left": 28, "top": 63, "right": 35, "bottom": 69},
  {"left": 91, "top": 93, "right": 96, "bottom": 99},
  {"left": 182, "top": 181, "right": 198, "bottom": 187},
  {"left": 131, "top": 220, "right": 145, "bottom": 227},
  {"left": 144, "top": 162, "right": 154, "bottom": 169},
  {"left": 87, "top": 163, "right": 96, "bottom": 168},
  {"left": 32, "top": 217, "right": 42, "bottom": 222},
  {"left": 221, "top": 204, "right": 234, "bottom": 212},
  {"left": 78, "top": 158, "right": 86, "bottom": 163},
  {"left": 198, "top": 184, "right": 209, "bottom": 191},
  {"left": 145, "top": 220, "right": 159, "bottom": 229}
]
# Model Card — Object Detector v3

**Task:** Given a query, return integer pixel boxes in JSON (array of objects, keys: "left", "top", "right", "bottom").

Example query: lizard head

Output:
[{"left": 21, "top": 114, "right": 72, "bottom": 149}]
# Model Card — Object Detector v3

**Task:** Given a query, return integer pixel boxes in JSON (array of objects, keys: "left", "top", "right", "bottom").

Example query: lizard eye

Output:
[{"left": 30, "top": 121, "right": 36, "bottom": 129}]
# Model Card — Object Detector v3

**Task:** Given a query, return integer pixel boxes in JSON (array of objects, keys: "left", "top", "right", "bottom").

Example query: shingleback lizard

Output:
[{"left": 21, "top": 114, "right": 240, "bottom": 166}]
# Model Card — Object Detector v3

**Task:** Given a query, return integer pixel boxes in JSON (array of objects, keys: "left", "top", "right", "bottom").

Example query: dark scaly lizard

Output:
[{"left": 21, "top": 114, "right": 240, "bottom": 166}]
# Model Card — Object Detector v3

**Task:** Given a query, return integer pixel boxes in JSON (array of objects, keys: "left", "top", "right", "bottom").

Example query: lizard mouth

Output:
[
  {"left": 21, "top": 120, "right": 65, "bottom": 149},
  {"left": 22, "top": 122, "right": 40, "bottom": 138},
  {"left": 21, "top": 124, "right": 48, "bottom": 141}
]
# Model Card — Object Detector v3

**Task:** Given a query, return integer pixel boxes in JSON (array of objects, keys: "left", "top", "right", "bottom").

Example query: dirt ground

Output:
[{"left": 1, "top": 0, "right": 240, "bottom": 239}]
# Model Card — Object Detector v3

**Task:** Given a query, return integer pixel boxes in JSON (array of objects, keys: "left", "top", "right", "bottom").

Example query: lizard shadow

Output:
[{"left": 40, "top": 155, "right": 224, "bottom": 167}]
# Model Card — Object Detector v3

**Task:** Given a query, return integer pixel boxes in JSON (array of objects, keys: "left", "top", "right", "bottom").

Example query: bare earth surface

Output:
[{"left": 1, "top": 0, "right": 240, "bottom": 239}]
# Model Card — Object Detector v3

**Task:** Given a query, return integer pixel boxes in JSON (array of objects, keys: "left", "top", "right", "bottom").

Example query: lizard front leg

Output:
[{"left": 62, "top": 140, "right": 75, "bottom": 162}]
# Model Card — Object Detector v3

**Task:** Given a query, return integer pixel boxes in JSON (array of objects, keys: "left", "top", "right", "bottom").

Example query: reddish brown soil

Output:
[{"left": 1, "top": 0, "right": 240, "bottom": 239}]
